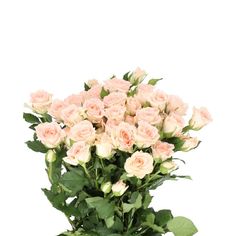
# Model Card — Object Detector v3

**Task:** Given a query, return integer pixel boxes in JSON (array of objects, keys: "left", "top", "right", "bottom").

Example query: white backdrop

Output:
[{"left": 0, "top": 0, "right": 235, "bottom": 235}]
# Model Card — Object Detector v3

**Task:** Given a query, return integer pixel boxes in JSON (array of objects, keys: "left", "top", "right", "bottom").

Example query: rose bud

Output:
[
  {"left": 112, "top": 180, "right": 129, "bottom": 196},
  {"left": 160, "top": 161, "right": 177, "bottom": 174},
  {"left": 101, "top": 181, "right": 112, "bottom": 194},
  {"left": 181, "top": 136, "right": 200, "bottom": 152},
  {"left": 45, "top": 150, "right": 57, "bottom": 163}
]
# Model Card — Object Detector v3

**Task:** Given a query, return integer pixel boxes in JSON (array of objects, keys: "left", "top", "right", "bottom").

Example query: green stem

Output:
[
  {"left": 48, "top": 162, "right": 53, "bottom": 184},
  {"left": 82, "top": 164, "right": 91, "bottom": 179},
  {"left": 137, "top": 171, "right": 160, "bottom": 190}
]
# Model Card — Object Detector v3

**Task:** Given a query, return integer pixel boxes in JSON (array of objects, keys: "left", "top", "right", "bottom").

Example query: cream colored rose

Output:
[
  {"left": 135, "top": 121, "right": 160, "bottom": 148},
  {"left": 136, "top": 84, "right": 154, "bottom": 105},
  {"left": 112, "top": 180, "right": 128, "bottom": 196},
  {"left": 136, "top": 107, "right": 162, "bottom": 126},
  {"left": 189, "top": 107, "right": 212, "bottom": 130},
  {"left": 85, "top": 85, "right": 102, "bottom": 100},
  {"left": 103, "top": 92, "right": 127, "bottom": 108},
  {"left": 96, "top": 134, "right": 114, "bottom": 159},
  {"left": 86, "top": 79, "right": 99, "bottom": 88},
  {"left": 148, "top": 90, "right": 168, "bottom": 111},
  {"left": 64, "top": 93, "right": 84, "bottom": 107},
  {"left": 124, "top": 151, "right": 154, "bottom": 179},
  {"left": 151, "top": 141, "right": 175, "bottom": 161},
  {"left": 130, "top": 67, "right": 147, "bottom": 84},
  {"left": 163, "top": 113, "right": 185, "bottom": 136},
  {"left": 160, "top": 161, "right": 177, "bottom": 174},
  {"left": 35, "top": 122, "right": 65, "bottom": 148},
  {"left": 126, "top": 97, "right": 142, "bottom": 115},
  {"left": 68, "top": 120, "right": 95, "bottom": 144},
  {"left": 166, "top": 95, "right": 188, "bottom": 116},
  {"left": 105, "top": 119, "right": 121, "bottom": 135},
  {"left": 125, "top": 115, "right": 136, "bottom": 125},
  {"left": 111, "top": 122, "right": 135, "bottom": 152},
  {"left": 63, "top": 141, "right": 91, "bottom": 166},
  {"left": 105, "top": 105, "right": 126, "bottom": 122},
  {"left": 48, "top": 99, "right": 65, "bottom": 121},
  {"left": 104, "top": 78, "right": 131, "bottom": 93},
  {"left": 30, "top": 90, "right": 52, "bottom": 114},
  {"left": 61, "top": 104, "right": 85, "bottom": 127},
  {"left": 181, "top": 136, "right": 200, "bottom": 151},
  {"left": 83, "top": 98, "right": 104, "bottom": 123}
]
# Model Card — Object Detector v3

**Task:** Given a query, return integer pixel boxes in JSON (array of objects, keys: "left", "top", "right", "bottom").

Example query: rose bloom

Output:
[
  {"left": 135, "top": 84, "right": 154, "bottom": 105},
  {"left": 35, "top": 122, "right": 65, "bottom": 148},
  {"left": 68, "top": 120, "right": 96, "bottom": 144},
  {"left": 61, "top": 104, "right": 85, "bottom": 127},
  {"left": 63, "top": 141, "right": 91, "bottom": 166},
  {"left": 83, "top": 98, "right": 104, "bottom": 123},
  {"left": 166, "top": 95, "right": 188, "bottom": 116},
  {"left": 148, "top": 90, "right": 168, "bottom": 111},
  {"left": 151, "top": 141, "right": 175, "bottom": 161},
  {"left": 160, "top": 160, "right": 177, "bottom": 174},
  {"left": 136, "top": 107, "right": 162, "bottom": 125},
  {"left": 112, "top": 180, "right": 129, "bottom": 196},
  {"left": 85, "top": 85, "right": 102, "bottom": 100},
  {"left": 135, "top": 121, "right": 160, "bottom": 148},
  {"left": 104, "top": 78, "right": 131, "bottom": 93},
  {"left": 64, "top": 93, "right": 84, "bottom": 107},
  {"left": 105, "top": 119, "right": 121, "bottom": 135},
  {"left": 48, "top": 99, "right": 65, "bottom": 121},
  {"left": 181, "top": 136, "right": 199, "bottom": 152},
  {"left": 103, "top": 92, "right": 127, "bottom": 107},
  {"left": 126, "top": 97, "right": 142, "bottom": 115},
  {"left": 96, "top": 138, "right": 114, "bottom": 159},
  {"left": 163, "top": 113, "right": 185, "bottom": 136},
  {"left": 124, "top": 151, "right": 154, "bottom": 179},
  {"left": 30, "top": 90, "right": 52, "bottom": 114},
  {"left": 189, "top": 107, "right": 212, "bottom": 130},
  {"left": 111, "top": 122, "right": 135, "bottom": 152},
  {"left": 130, "top": 67, "right": 147, "bottom": 84},
  {"left": 105, "top": 105, "right": 126, "bottom": 122},
  {"left": 125, "top": 115, "right": 136, "bottom": 125},
  {"left": 86, "top": 79, "right": 99, "bottom": 88}
]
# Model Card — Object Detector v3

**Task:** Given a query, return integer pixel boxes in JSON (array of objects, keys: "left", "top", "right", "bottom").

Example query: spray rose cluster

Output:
[{"left": 24, "top": 68, "right": 211, "bottom": 236}]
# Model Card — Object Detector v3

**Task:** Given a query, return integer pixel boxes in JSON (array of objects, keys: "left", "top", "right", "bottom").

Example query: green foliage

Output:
[
  {"left": 84, "top": 83, "right": 90, "bottom": 91},
  {"left": 100, "top": 87, "right": 110, "bottom": 99},
  {"left": 165, "top": 137, "right": 185, "bottom": 151},
  {"left": 23, "top": 112, "right": 40, "bottom": 124},
  {"left": 25, "top": 140, "right": 48, "bottom": 153},
  {"left": 148, "top": 78, "right": 163, "bottom": 86}
]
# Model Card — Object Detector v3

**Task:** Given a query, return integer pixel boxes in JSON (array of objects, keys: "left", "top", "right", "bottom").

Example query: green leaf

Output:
[
  {"left": 100, "top": 87, "right": 110, "bottom": 99},
  {"left": 165, "top": 137, "right": 185, "bottom": 151},
  {"left": 143, "top": 192, "right": 153, "bottom": 209},
  {"left": 142, "top": 222, "right": 165, "bottom": 233},
  {"left": 84, "top": 83, "right": 90, "bottom": 91},
  {"left": 85, "top": 197, "right": 115, "bottom": 219},
  {"left": 23, "top": 113, "right": 40, "bottom": 124},
  {"left": 146, "top": 213, "right": 155, "bottom": 224},
  {"left": 60, "top": 169, "right": 88, "bottom": 196},
  {"left": 123, "top": 71, "right": 131, "bottom": 81},
  {"left": 105, "top": 216, "right": 115, "bottom": 228},
  {"left": 25, "top": 140, "right": 48, "bottom": 153},
  {"left": 155, "top": 209, "right": 173, "bottom": 226},
  {"left": 148, "top": 78, "right": 163, "bottom": 86},
  {"left": 167, "top": 216, "right": 198, "bottom": 236},
  {"left": 122, "top": 203, "right": 134, "bottom": 213},
  {"left": 129, "top": 192, "right": 142, "bottom": 209}
]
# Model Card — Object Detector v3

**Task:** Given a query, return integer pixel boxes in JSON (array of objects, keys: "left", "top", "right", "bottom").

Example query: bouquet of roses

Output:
[{"left": 24, "top": 68, "right": 211, "bottom": 236}]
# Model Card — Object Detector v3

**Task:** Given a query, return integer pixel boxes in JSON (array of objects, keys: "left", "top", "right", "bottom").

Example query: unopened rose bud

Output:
[
  {"left": 130, "top": 67, "right": 147, "bottom": 84},
  {"left": 46, "top": 150, "right": 57, "bottom": 163},
  {"left": 181, "top": 136, "right": 200, "bottom": 152},
  {"left": 112, "top": 180, "right": 128, "bottom": 196},
  {"left": 160, "top": 161, "right": 177, "bottom": 174},
  {"left": 101, "top": 181, "right": 112, "bottom": 194},
  {"left": 96, "top": 142, "right": 114, "bottom": 159}
]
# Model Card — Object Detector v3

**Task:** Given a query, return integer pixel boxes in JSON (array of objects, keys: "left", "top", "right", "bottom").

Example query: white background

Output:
[{"left": 0, "top": 0, "right": 235, "bottom": 235}]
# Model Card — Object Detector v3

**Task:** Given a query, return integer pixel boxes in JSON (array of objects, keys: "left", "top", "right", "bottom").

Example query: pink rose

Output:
[
  {"left": 111, "top": 180, "right": 129, "bottom": 196},
  {"left": 35, "top": 122, "right": 65, "bottom": 148},
  {"left": 151, "top": 141, "right": 175, "bottom": 161},
  {"left": 166, "top": 95, "right": 188, "bottom": 116},
  {"left": 189, "top": 107, "right": 212, "bottom": 130},
  {"left": 85, "top": 85, "right": 102, "bottom": 100},
  {"left": 148, "top": 90, "right": 168, "bottom": 111},
  {"left": 63, "top": 141, "right": 91, "bottom": 166},
  {"left": 68, "top": 120, "right": 95, "bottom": 144},
  {"left": 103, "top": 92, "right": 127, "bottom": 107},
  {"left": 160, "top": 161, "right": 177, "bottom": 174},
  {"left": 111, "top": 122, "right": 135, "bottom": 152},
  {"left": 126, "top": 97, "right": 142, "bottom": 115},
  {"left": 64, "top": 93, "right": 84, "bottom": 107},
  {"left": 83, "top": 98, "right": 104, "bottom": 123},
  {"left": 136, "top": 84, "right": 154, "bottom": 105},
  {"left": 105, "top": 105, "right": 126, "bottom": 122},
  {"left": 124, "top": 151, "right": 154, "bottom": 179},
  {"left": 61, "top": 104, "right": 85, "bottom": 127},
  {"left": 130, "top": 67, "right": 147, "bottom": 84},
  {"left": 105, "top": 119, "right": 121, "bottom": 135},
  {"left": 163, "top": 113, "right": 185, "bottom": 136},
  {"left": 135, "top": 121, "right": 160, "bottom": 148},
  {"left": 86, "top": 79, "right": 99, "bottom": 88},
  {"left": 125, "top": 115, "right": 136, "bottom": 125},
  {"left": 136, "top": 107, "right": 162, "bottom": 125},
  {"left": 181, "top": 136, "right": 199, "bottom": 151},
  {"left": 48, "top": 99, "right": 65, "bottom": 121},
  {"left": 30, "top": 90, "right": 52, "bottom": 114},
  {"left": 104, "top": 78, "right": 131, "bottom": 93}
]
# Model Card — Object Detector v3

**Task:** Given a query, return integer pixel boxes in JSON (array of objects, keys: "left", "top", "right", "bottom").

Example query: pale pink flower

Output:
[
  {"left": 30, "top": 90, "right": 52, "bottom": 114},
  {"left": 181, "top": 136, "right": 199, "bottom": 151},
  {"left": 130, "top": 67, "right": 147, "bottom": 83},
  {"left": 124, "top": 151, "right": 154, "bottom": 179},
  {"left": 148, "top": 90, "right": 168, "bottom": 110},
  {"left": 112, "top": 180, "right": 128, "bottom": 196},
  {"left": 86, "top": 79, "right": 99, "bottom": 88},
  {"left": 125, "top": 115, "right": 136, "bottom": 125},
  {"left": 104, "top": 78, "right": 131, "bottom": 93},
  {"left": 35, "top": 122, "right": 65, "bottom": 148},
  {"left": 105, "top": 119, "right": 121, "bottom": 135},
  {"left": 189, "top": 107, "right": 212, "bottom": 130},
  {"left": 64, "top": 93, "right": 84, "bottom": 107},
  {"left": 151, "top": 141, "right": 175, "bottom": 161},
  {"left": 103, "top": 92, "right": 127, "bottom": 107},
  {"left": 166, "top": 95, "right": 188, "bottom": 116},
  {"left": 136, "top": 84, "right": 154, "bottom": 104},
  {"left": 135, "top": 107, "right": 162, "bottom": 125},
  {"left": 48, "top": 99, "right": 65, "bottom": 121},
  {"left": 135, "top": 121, "right": 160, "bottom": 148},
  {"left": 85, "top": 85, "right": 102, "bottom": 100},
  {"left": 68, "top": 120, "right": 95, "bottom": 144},
  {"left": 105, "top": 105, "right": 126, "bottom": 122},
  {"left": 160, "top": 161, "right": 177, "bottom": 174},
  {"left": 163, "top": 113, "right": 185, "bottom": 136},
  {"left": 83, "top": 98, "right": 104, "bottom": 123},
  {"left": 126, "top": 97, "right": 142, "bottom": 115}
]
